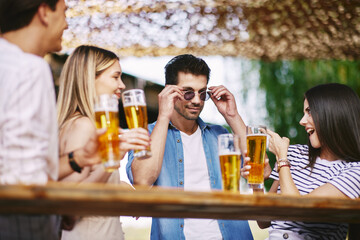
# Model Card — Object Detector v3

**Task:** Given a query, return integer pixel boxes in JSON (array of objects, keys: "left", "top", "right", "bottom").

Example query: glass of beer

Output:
[
  {"left": 122, "top": 89, "right": 151, "bottom": 159},
  {"left": 246, "top": 125, "right": 267, "bottom": 189},
  {"left": 94, "top": 94, "right": 121, "bottom": 172},
  {"left": 218, "top": 133, "right": 241, "bottom": 193}
]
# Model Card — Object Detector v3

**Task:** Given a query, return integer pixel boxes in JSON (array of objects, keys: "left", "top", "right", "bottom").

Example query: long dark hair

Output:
[{"left": 305, "top": 83, "right": 360, "bottom": 168}]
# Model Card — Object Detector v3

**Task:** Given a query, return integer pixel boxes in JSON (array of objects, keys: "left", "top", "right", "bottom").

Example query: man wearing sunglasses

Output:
[{"left": 127, "top": 54, "right": 252, "bottom": 240}]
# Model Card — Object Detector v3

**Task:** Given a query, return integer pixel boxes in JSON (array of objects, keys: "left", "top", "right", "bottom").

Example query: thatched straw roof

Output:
[{"left": 63, "top": 0, "right": 360, "bottom": 60}]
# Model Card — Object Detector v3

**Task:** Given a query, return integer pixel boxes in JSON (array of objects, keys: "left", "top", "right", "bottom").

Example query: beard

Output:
[{"left": 174, "top": 102, "right": 204, "bottom": 120}]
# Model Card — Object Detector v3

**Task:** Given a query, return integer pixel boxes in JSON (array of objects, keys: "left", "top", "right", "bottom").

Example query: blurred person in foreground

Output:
[
  {"left": 0, "top": 1, "right": 104, "bottom": 239},
  {"left": 126, "top": 54, "right": 253, "bottom": 240},
  {"left": 57, "top": 45, "right": 150, "bottom": 240},
  {"left": 242, "top": 83, "right": 360, "bottom": 239}
]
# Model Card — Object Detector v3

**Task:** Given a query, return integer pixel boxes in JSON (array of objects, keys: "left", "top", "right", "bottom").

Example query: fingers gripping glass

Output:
[{"left": 183, "top": 90, "right": 210, "bottom": 101}]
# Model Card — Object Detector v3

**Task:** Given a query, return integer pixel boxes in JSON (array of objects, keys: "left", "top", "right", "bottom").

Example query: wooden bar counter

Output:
[{"left": 0, "top": 182, "right": 359, "bottom": 223}]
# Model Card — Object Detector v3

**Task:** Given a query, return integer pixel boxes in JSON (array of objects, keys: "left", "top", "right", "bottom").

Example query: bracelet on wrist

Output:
[
  {"left": 68, "top": 152, "right": 82, "bottom": 173},
  {"left": 276, "top": 159, "right": 291, "bottom": 172}
]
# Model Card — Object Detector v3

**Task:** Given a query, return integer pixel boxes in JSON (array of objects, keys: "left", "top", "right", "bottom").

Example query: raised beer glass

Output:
[
  {"left": 218, "top": 133, "right": 241, "bottom": 192},
  {"left": 94, "top": 94, "right": 121, "bottom": 172},
  {"left": 246, "top": 125, "right": 267, "bottom": 189},
  {"left": 122, "top": 89, "right": 152, "bottom": 159}
]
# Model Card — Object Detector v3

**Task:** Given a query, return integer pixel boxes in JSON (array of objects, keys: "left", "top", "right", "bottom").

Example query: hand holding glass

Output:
[
  {"left": 246, "top": 125, "right": 267, "bottom": 189},
  {"left": 94, "top": 94, "right": 121, "bottom": 171},
  {"left": 122, "top": 89, "right": 152, "bottom": 159},
  {"left": 218, "top": 134, "right": 241, "bottom": 192}
]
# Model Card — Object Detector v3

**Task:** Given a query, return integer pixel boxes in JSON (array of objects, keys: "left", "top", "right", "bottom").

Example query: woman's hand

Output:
[
  {"left": 266, "top": 129, "right": 290, "bottom": 160},
  {"left": 118, "top": 128, "right": 151, "bottom": 159},
  {"left": 240, "top": 153, "right": 271, "bottom": 180}
]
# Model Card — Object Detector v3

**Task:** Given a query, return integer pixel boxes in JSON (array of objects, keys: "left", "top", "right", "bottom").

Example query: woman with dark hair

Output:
[{"left": 254, "top": 83, "right": 360, "bottom": 239}]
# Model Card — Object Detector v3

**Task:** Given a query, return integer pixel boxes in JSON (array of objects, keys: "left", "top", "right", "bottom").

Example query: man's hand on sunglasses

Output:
[
  {"left": 208, "top": 85, "right": 238, "bottom": 118},
  {"left": 157, "top": 85, "right": 183, "bottom": 121}
]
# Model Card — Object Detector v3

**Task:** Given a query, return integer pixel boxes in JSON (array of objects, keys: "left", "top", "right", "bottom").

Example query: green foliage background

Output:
[{"left": 256, "top": 60, "right": 360, "bottom": 190}]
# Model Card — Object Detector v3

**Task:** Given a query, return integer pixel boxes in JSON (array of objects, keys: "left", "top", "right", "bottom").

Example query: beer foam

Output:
[
  {"left": 123, "top": 102, "right": 146, "bottom": 107},
  {"left": 219, "top": 150, "right": 241, "bottom": 156},
  {"left": 95, "top": 94, "right": 118, "bottom": 112},
  {"left": 94, "top": 105, "right": 118, "bottom": 112},
  {"left": 246, "top": 133, "right": 267, "bottom": 137}
]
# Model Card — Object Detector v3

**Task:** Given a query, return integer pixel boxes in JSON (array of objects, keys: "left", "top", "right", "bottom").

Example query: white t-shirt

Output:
[
  {"left": 0, "top": 38, "right": 58, "bottom": 184},
  {"left": 181, "top": 126, "right": 222, "bottom": 240}
]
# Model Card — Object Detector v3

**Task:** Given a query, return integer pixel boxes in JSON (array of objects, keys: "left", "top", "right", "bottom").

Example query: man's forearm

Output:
[
  {"left": 131, "top": 117, "right": 169, "bottom": 186},
  {"left": 225, "top": 113, "right": 247, "bottom": 154},
  {"left": 58, "top": 153, "right": 74, "bottom": 180},
  {"left": 58, "top": 150, "right": 86, "bottom": 180}
]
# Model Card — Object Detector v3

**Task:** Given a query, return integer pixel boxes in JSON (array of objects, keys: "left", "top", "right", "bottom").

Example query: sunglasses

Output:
[{"left": 183, "top": 90, "right": 211, "bottom": 101}]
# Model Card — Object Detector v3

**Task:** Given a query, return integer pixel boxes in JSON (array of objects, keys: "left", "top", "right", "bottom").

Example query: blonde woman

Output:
[{"left": 57, "top": 45, "right": 150, "bottom": 240}]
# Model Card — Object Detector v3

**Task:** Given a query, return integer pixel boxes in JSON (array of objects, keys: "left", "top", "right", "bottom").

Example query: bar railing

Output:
[{"left": 0, "top": 182, "right": 359, "bottom": 223}]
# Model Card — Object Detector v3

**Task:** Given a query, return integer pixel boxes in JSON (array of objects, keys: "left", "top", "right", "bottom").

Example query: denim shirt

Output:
[{"left": 127, "top": 118, "right": 253, "bottom": 240}]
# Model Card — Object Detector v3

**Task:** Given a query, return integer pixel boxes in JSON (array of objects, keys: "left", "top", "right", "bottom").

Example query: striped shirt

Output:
[
  {"left": 0, "top": 38, "right": 58, "bottom": 184},
  {"left": 269, "top": 144, "right": 360, "bottom": 239},
  {"left": 0, "top": 38, "right": 60, "bottom": 239}
]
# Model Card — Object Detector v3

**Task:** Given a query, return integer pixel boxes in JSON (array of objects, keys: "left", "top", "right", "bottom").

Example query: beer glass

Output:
[
  {"left": 122, "top": 89, "right": 152, "bottom": 159},
  {"left": 218, "top": 134, "right": 241, "bottom": 192},
  {"left": 94, "top": 94, "right": 121, "bottom": 172},
  {"left": 246, "top": 125, "right": 267, "bottom": 189}
]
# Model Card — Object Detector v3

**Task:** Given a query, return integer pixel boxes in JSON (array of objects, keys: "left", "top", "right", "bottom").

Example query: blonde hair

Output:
[{"left": 57, "top": 45, "right": 119, "bottom": 129}]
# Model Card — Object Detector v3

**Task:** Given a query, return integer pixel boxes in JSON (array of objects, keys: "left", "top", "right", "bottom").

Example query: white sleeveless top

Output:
[{"left": 61, "top": 170, "right": 125, "bottom": 240}]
